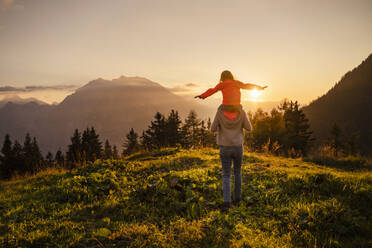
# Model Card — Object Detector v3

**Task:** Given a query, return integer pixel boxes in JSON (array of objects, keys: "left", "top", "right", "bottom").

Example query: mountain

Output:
[
  {"left": 302, "top": 54, "right": 372, "bottom": 154},
  {"left": 0, "top": 76, "right": 214, "bottom": 154},
  {"left": 0, "top": 95, "right": 47, "bottom": 108}
]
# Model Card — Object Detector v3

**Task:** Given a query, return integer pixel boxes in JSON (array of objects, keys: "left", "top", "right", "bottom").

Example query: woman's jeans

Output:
[{"left": 219, "top": 145, "right": 243, "bottom": 203}]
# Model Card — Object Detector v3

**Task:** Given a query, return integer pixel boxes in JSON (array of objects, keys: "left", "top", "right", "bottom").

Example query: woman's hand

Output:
[{"left": 194, "top": 95, "right": 203, "bottom": 99}]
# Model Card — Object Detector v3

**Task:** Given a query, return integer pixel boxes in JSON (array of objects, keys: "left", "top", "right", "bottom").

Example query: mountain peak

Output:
[{"left": 78, "top": 76, "right": 161, "bottom": 92}]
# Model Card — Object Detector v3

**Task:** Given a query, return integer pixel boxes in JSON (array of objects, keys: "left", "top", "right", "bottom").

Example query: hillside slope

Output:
[
  {"left": 0, "top": 148, "right": 371, "bottom": 247},
  {"left": 302, "top": 54, "right": 372, "bottom": 154}
]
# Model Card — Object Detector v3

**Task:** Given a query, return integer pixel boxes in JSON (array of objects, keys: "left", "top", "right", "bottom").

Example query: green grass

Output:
[
  {"left": 303, "top": 155, "right": 368, "bottom": 171},
  {"left": 1, "top": 148, "right": 371, "bottom": 247}
]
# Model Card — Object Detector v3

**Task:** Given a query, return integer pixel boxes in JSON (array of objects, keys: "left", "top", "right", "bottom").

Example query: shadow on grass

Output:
[
  {"left": 273, "top": 173, "right": 372, "bottom": 247},
  {"left": 303, "top": 156, "right": 371, "bottom": 171},
  {"left": 130, "top": 156, "right": 206, "bottom": 178},
  {"left": 125, "top": 148, "right": 180, "bottom": 161}
]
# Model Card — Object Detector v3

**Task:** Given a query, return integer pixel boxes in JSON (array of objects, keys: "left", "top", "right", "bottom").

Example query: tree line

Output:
[
  {"left": 0, "top": 109, "right": 215, "bottom": 179},
  {"left": 123, "top": 109, "right": 215, "bottom": 155},
  {"left": 245, "top": 100, "right": 313, "bottom": 157},
  {"left": 2, "top": 99, "right": 355, "bottom": 180},
  {"left": 325, "top": 123, "right": 360, "bottom": 157},
  {"left": 245, "top": 99, "right": 361, "bottom": 157},
  {"left": 0, "top": 133, "right": 44, "bottom": 179},
  {"left": 0, "top": 128, "right": 120, "bottom": 180},
  {"left": 122, "top": 100, "right": 317, "bottom": 158},
  {"left": 65, "top": 127, "right": 120, "bottom": 167}
]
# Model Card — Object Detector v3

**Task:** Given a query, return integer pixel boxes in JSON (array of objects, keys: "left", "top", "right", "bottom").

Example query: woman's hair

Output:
[{"left": 220, "top": 70, "right": 234, "bottom": 82}]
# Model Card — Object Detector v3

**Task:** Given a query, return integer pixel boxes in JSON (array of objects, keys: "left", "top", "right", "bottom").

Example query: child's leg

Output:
[{"left": 221, "top": 104, "right": 241, "bottom": 112}]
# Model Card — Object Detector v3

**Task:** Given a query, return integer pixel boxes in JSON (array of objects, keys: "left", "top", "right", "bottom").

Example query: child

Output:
[{"left": 195, "top": 70, "right": 267, "bottom": 119}]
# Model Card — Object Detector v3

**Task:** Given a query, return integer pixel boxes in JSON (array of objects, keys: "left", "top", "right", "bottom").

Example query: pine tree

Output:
[
  {"left": 104, "top": 139, "right": 113, "bottom": 159},
  {"left": 46, "top": 152, "right": 54, "bottom": 167},
  {"left": 207, "top": 117, "right": 211, "bottom": 130},
  {"left": 182, "top": 110, "right": 201, "bottom": 148},
  {"left": 246, "top": 108, "right": 271, "bottom": 151},
  {"left": 88, "top": 127, "right": 102, "bottom": 161},
  {"left": 141, "top": 131, "right": 152, "bottom": 151},
  {"left": 66, "top": 129, "right": 82, "bottom": 168},
  {"left": 0, "top": 134, "right": 13, "bottom": 179},
  {"left": 12, "top": 140, "right": 23, "bottom": 175},
  {"left": 18, "top": 134, "right": 44, "bottom": 175},
  {"left": 330, "top": 123, "right": 343, "bottom": 156},
  {"left": 165, "top": 109, "right": 182, "bottom": 147},
  {"left": 144, "top": 112, "right": 167, "bottom": 149},
  {"left": 205, "top": 117, "right": 216, "bottom": 147},
  {"left": 81, "top": 128, "right": 90, "bottom": 162},
  {"left": 344, "top": 132, "right": 359, "bottom": 156},
  {"left": 112, "top": 145, "right": 119, "bottom": 159},
  {"left": 200, "top": 120, "right": 207, "bottom": 147},
  {"left": 31, "top": 137, "right": 44, "bottom": 172},
  {"left": 280, "top": 100, "right": 313, "bottom": 157},
  {"left": 55, "top": 149, "right": 65, "bottom": 167},
  {"left": 80, "top": 127, "right": 102, "bottom": 162},
  {"left": 23, "top": 133, "right": 34, "bottom": 174},
  {"left": 123, "top": 128, "right": 140, "bottom": 155}
]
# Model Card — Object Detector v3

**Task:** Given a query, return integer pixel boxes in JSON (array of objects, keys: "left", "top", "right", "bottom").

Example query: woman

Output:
[{"left": 210, "top": 103, "right": 252, "bottom": 212}]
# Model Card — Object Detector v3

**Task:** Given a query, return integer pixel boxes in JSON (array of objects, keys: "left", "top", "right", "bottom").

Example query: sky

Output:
[{"left": 0, "top": 0, "right": 371, "bottom": 104}]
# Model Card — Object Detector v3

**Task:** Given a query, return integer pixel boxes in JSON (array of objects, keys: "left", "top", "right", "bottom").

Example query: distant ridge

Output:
[
  {"left": 0, "top": 76, "right": 213, "bottom": 153},
  {"left": 302, "top": 53, "right": 372, "bottom": 154},
  {"left": 0, "top": 95, "right": 47, "bottom": 108}
]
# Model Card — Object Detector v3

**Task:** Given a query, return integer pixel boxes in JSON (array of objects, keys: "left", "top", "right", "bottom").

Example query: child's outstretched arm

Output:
[
  {"left": 236, "top": 80, "right": 267, "bottom": 90},
  {"left": 195, "top": 83, "right": 223, "bottom": 99}
]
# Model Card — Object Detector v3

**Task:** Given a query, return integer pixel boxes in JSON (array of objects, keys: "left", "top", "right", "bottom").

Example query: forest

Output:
[{"left": 0, "top": 100, "right": 367, "bottom": 180}]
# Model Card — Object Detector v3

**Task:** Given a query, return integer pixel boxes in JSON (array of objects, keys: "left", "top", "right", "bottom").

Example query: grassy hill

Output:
[{"left": 0, "top": 148, "right": 371, "bottom": 247}]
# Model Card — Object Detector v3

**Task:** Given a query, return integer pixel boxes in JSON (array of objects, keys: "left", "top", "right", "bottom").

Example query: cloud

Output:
[
  {"left": 0, "top": 86, "right": 18, "bottom": 91},
  {"left": 0, "top": 84, "right": 77, "bottom": 92},
  {"left": 0, "top": 0, "right": 23, "bottom": 12},
  {"left": 25, "top": 85, "right": 77, "bottom": 91},
  {"left": 167, "top": 83, "right": 201, "bottom": 96},
  {"left": 185, "top": 83, "right": 198, "bottom": 88},
  {"left": 0, "top": 0, "right": 14, "bottom": 11},
  {"left": 0, "top": 84, "right": 79, "bottom": 104}
]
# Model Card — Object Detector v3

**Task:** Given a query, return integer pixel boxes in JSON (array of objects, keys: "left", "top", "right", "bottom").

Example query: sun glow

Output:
[{"left": 249, "top": 89, "right": 261, "bottom": 101}]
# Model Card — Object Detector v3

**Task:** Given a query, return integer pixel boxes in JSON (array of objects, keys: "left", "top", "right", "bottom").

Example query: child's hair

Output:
[{"left": 220, "top": 70, "right": 234, "bottom": 82}]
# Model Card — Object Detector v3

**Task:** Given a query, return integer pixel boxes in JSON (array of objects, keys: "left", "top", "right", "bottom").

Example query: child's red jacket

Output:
[{"left": 200, "top": 79, "right": 261, "bottom": 105}]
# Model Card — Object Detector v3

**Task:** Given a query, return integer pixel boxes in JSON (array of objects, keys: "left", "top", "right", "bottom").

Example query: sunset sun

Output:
[{"left": 249, "top": 89, "right": 261, "bottom": 101}]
